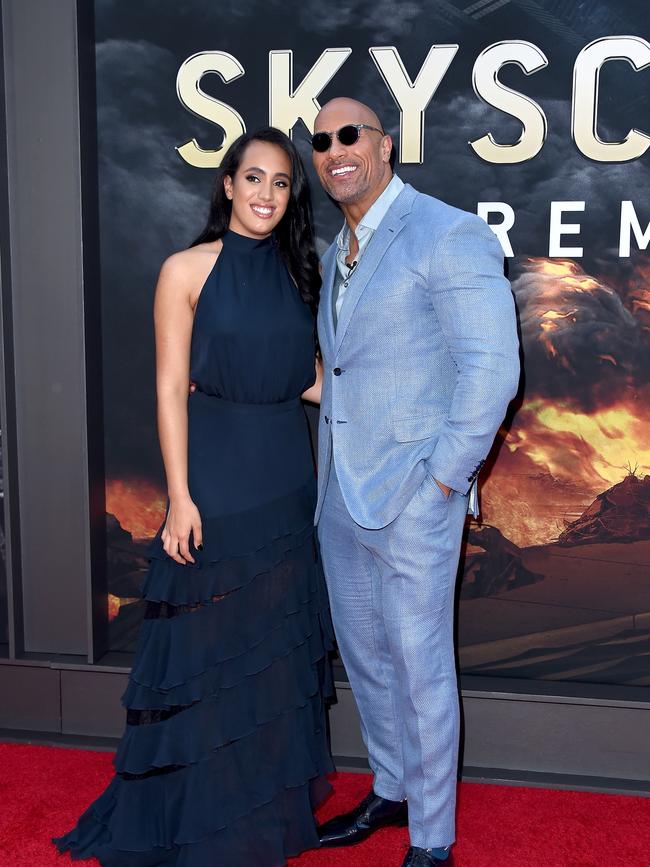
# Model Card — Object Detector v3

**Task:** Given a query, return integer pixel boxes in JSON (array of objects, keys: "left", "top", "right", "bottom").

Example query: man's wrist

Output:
[{"left": 433, "top": 478, "right": 451, "bottom": 498}]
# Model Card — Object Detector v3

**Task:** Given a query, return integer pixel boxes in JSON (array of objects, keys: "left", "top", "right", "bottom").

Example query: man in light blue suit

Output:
[{"left": 312, "top": 98, "right": 520, "bottom": 866}]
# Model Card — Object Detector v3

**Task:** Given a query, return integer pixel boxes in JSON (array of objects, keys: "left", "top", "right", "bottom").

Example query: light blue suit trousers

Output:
[{"left": 319, "top": 460, "right": 468, "bottom": 848}]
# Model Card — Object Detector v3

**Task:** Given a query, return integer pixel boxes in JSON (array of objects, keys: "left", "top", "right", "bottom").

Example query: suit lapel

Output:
[
  {"left": 334, "top": 185, "right": 416, "bottom": 354},
  {"left": 318, "top": 242, "right": 337, "bottom": 358}
]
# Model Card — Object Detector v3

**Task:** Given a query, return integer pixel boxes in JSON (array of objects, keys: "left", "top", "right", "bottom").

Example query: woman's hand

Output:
[
  {"left": 301, "top": 357, "right": 323, "bottom": 405},
  {"left": 161, "top": 495, "right": 203, "bottom": 565}
]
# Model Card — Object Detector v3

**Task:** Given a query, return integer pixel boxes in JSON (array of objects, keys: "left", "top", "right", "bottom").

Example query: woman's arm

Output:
[
  {"left": 301, "top": 356, "right": 323, "bottom": 405},
  {"left": 153, "top": 252, "right": 207, "bottom": 564}
]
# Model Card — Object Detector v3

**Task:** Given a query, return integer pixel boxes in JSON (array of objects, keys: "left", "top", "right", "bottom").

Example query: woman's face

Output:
[{"left": 224, "top": 141, "right": 292, "bottom": 239}]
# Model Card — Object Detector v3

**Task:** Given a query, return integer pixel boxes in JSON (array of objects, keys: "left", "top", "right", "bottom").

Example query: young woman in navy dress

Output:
[{"left": 55, "top": 128, "right": 333, "bottom": 866}]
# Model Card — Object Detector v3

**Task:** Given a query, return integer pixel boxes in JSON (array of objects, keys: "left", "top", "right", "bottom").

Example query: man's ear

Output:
[{"left": 382, "top": 134, "right": 393, "bottom": 163}]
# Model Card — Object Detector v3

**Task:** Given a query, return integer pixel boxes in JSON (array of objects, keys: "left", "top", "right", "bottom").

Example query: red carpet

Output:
[{"left": 1, "top": 742, "right": 648, "bottom": 866}]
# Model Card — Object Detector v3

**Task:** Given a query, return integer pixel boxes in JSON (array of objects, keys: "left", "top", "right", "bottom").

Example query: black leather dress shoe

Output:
[
  {"left": 318, "top": 790, "right": 408, "bottom": 847},
  {"left": 402, "top": 846, "right": 454, "bottom": 866}
]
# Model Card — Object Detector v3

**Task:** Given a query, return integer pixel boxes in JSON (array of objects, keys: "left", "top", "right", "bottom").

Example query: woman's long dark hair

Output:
[{"left": 190, "top": 127, "right": 321, "bottom": 315}]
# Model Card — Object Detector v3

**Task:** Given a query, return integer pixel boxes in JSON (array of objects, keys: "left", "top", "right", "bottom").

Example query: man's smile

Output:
[{"left": 328, "top": 164, "right": 358, "bottom": 178}]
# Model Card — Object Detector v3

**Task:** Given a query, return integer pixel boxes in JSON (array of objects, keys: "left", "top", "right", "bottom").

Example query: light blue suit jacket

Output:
[{"left": 315, "top": 183, "right": 520, "bottom": 529}]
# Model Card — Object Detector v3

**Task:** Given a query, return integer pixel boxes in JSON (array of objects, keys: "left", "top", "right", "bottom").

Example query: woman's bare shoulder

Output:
[
  {"left": 160, "top": 241, "right": 222, "bottom": 279},
  {"left": 157, "top": 241, "right": 223, "bottom": 298}
]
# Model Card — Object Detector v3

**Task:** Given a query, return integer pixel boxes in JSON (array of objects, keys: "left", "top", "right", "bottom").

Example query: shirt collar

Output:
[{"left": 336, "top": 174, "right": 404, "bottom": 251}]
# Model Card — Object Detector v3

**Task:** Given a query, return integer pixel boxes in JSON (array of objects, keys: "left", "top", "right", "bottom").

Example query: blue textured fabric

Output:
[
  {"left": 315, "top": 184, "right": 520, "bottom": 528},
  {"left": 319, "top": 463, "right": 467, "bottom": 847},
  {"left": 315, "top": 187, "right": 520, "bottom": 847}
]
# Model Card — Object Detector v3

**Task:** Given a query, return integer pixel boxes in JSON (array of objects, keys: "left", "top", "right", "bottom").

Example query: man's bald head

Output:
[{"left": 315, "top": 98, "right": 384, "bottom": 133}]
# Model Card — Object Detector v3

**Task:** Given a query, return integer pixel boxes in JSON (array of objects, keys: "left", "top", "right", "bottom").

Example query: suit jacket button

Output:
[{"left": 333, "top": 367, "right": 342, "bottom": 376}]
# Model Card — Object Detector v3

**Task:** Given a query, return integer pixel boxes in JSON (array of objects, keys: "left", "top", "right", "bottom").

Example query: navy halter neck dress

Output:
[{"left": 54, "top": 229, "right": 334, "bottom": 866}]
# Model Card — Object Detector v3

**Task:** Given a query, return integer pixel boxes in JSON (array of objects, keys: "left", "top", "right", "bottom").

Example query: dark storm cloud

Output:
[
  {"left": 95, "top": 37, "right": 212, "bottom": 478},
  {"left": 96, "top": 38, "right": 208, "bottom": 256},
  {"left": 94, "top": 1, "right": 650, "bottom": 478},
  {"left": 397, "top": 94, "right": 650, "bottom": 262},
  {"left": 294, "top": 0, "right": 430, "bottom": 40},
  {"left": 95, "top": 0, "right": 264, "bottom": 25},
  {"left": 511, "top": 259, "right": 649, "bottom": 411},
  {"left": 94, "top": 0, "right": 650, "bottom": 264}
]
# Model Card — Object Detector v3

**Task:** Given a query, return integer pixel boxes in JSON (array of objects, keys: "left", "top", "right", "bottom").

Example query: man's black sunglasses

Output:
[{"left": 311, "top": 123, "right": 385, "bottom": 152}]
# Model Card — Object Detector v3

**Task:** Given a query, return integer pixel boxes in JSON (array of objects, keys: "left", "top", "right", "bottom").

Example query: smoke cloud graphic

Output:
[
  {"left": 93, "top": 0, "right": 650, "bottom": 485},
  {"left": 511, "top": 258, "right": 650, "bottom": 412}
]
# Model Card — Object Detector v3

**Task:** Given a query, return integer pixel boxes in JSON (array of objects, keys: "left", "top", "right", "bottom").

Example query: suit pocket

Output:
[
  {"left": 393, "top": 411, "right": 445, "bottom": 443},
  {"left": 425, "top": 472, "right": 451, "bottom": 503}
]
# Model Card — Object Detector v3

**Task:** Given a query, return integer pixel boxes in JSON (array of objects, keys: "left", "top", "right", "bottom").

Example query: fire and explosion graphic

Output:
[
  {"left": 105, "top": 256, "right": 650, "bottom": 684},
  {"left": 105, "top": 479, "right": 165, "bottom": 636},
  {"left": 481, "top": 256, "right": 650, "bottom": 548},
  {"left": 106, "top": 479, "right": 167, "bottom": 540},
  {"left": 461, "top": 256, "right": 650, "bottom": 686}
]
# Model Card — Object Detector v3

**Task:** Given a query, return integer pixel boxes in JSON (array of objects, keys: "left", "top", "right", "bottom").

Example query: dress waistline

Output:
[{"left": 190, "top": 391, "right": 303, "bottom": 414}]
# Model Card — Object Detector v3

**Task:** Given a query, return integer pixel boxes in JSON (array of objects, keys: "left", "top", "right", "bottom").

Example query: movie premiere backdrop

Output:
[{"left": 95, "top": 0, "right": 650, "bottom": 688}]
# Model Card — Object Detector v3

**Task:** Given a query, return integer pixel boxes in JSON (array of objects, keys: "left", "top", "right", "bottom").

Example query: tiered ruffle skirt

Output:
[{"left": 54, "top": 482, "right": 334, "bottom": 866}]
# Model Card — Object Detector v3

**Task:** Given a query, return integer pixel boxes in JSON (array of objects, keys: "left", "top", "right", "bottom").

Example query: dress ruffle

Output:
[
  {"left": 56, "top": 778, "right": 330, "bottom": 867},
  {"left": 129, "top": 537, "right": 328, "bottom": 695},
  {"left": 54, "top": 483, "right": 334, "bottom": 866}
]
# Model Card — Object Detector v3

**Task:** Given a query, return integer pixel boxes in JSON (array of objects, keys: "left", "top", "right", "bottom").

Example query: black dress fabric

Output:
[{"left": 54, "top": 229, "right": 334, "bottom": 866}]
